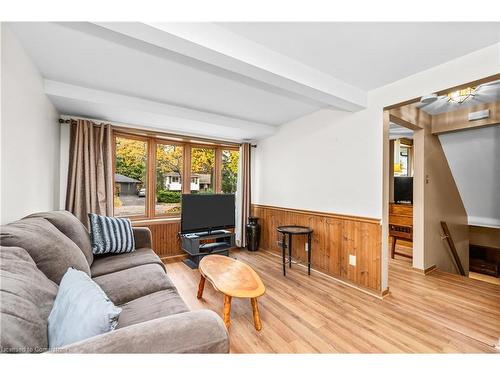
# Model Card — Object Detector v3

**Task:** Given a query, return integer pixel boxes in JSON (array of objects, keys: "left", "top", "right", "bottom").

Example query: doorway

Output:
[
  {"left": 388, "top": 126, "right": 414, "bottom": 264},
  {"left": 382, "top": 73, "right": 500, "bottom": 291}
]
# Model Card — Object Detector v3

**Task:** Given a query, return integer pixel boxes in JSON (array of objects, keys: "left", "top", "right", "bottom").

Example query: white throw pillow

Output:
[{"left": 47, "top": 268, "right": 122, "bottom": 349}]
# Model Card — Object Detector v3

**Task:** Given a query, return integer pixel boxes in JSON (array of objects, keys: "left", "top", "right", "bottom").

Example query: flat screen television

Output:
[
  {"left": 181, "top": 194, "right": 235, "bottom": 234},
  {"left": 394, "top": 177, "right": 413, "bottom": 204}
]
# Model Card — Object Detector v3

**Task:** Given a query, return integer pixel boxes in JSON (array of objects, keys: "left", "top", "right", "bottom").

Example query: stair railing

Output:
[{"left": 440, "top": 221, "right": 466, "bottom": 276}]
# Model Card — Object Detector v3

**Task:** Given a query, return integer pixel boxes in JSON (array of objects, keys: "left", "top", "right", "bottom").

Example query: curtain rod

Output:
[{"left": 58, "top": 117, "right": 252, "bottom": 147}]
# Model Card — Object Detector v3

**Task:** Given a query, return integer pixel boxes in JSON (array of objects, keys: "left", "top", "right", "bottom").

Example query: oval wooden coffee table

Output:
[{"left": 197, "top": 255, "right": 266, "bottom": 331}]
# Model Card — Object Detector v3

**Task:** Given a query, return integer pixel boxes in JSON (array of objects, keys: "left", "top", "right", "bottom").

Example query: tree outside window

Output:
[
  {"left": 114, "top": 137, "right": 148, "bottom": 217},
  {"left": 222, "top": 149, "right": 239, "bottom": 193},
  {"left": 191, "top": 147, "right": 215, "bottom": 194},
  {"left": 156, "top": 143, "right": 183, "bottom": 216}
]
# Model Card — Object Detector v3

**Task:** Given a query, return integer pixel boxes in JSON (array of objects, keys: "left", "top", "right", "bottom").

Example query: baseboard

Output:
[
  {"left": 380, "top": 287, "right": 391, "bottom": 298},
  {"left": 161, "top": 254, "right": 188, "bottom": 263},
  {"left": 412, "top": 264, "right": 437, "bottom": 275},
  {"left": 262, "top": 250, "right": 388, "bottom": 300}
]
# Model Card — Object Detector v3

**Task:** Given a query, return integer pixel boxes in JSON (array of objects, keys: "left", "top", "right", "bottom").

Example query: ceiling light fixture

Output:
[
  {"left": 447, "top": 87, "right": 476, "bottom": 104},
  {"left": 420, "top": 93, "right": 438, "bottom": 104}
]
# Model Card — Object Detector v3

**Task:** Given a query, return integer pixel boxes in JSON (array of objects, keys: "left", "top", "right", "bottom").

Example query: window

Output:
[
  {"left": 191, "top": 147, "right": 215, "bottom": 194},
  {"left": 221, "top": 149, "right": 239, "bottom": 193},
  {"left": 156, "top": 142, "right": 183, "bottom": 216},
  {"left": 394, "top": 145, "right": 409, "bottom": 177},
  {"left": 394, "top": 140, "right": 412, "bottom": 177},
  {"left": 113, "top": 132, "right": 240, "bottom": 220},
  {"left": 114, "top": 136, "right": 148, "bottom": 217}
]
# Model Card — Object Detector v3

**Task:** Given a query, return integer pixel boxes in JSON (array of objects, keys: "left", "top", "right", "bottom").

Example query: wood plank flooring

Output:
[
  {"left": 164, "top": 249, "right": 500, "bottom": 353},
  {"left": 470, "top": 272, "right": 500, "bottom": 286}
]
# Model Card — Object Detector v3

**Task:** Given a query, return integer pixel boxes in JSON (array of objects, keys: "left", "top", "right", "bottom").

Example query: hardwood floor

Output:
[
  {"left": 470, "top": 272, "right": 500, "bottom": 286},
  {"left": 164, "top": 250, "right": 500, "bottom": 353}
]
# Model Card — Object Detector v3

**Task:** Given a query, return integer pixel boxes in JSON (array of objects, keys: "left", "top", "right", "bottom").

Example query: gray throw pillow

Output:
[
  {"left": 0, "top": 246, "right": 58, "bottom": 353},
  {"left": 88, "top": 213, "right": 135, "bottom": 255},
  {"left": 47, "top": 268, "right": 122, "bottom": 349},
  {"left": 25, "top": 210, "right": 94, "bottom": 266},
  {"left": 0, "top": 218, "right": 91, "bottom": 284}
]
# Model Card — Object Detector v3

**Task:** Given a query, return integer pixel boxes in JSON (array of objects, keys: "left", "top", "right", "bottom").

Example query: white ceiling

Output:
[
  {"left": 389, "top": 122, "right": 413, "bottom": 140},
  {"left": 217, "top": 22, "right": 500, "bottom": 90},
  {"left": 439, "top": 126, "right": 500, "bottom": 228},
  {"left": 7, "top": 22, "right": 500, "bottom": 141},
  {"left": 8, "top": 23, "right": 319, "bottom": 135}
]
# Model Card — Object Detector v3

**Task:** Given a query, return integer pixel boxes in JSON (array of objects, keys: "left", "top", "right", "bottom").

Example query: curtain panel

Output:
[
  {"left": 235, "top": 143, "right": 251, "bottom": 247},
  {"left": 65, "top": 120, "right": 113, "bottom": 227}
]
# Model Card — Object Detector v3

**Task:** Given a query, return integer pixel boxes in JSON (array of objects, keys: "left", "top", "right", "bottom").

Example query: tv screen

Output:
[
  {"left": 394, "top": 177, "right": 413, "bottom": 204},
  {"left": 181, "top": 194, "right": 235, "bottom": 234}
]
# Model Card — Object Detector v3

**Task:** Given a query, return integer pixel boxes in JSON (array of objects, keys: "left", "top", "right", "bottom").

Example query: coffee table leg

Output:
[
  {"left": 223, "top": 295, "right": 232, "bottom": 328},
  {"left": 197, "top": 275, "right": 205, "bottom": 299},
  {"left": 251, "top": 298, "right": 262, "bottom": 331},
  {"left": 288, "top": 234, "right": 292, "bottom": 268}
]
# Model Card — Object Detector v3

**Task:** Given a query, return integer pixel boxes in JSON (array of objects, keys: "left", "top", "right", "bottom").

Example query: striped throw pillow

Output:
[{"left": 88, "top": 213, "right": 135, "bottom": 255}]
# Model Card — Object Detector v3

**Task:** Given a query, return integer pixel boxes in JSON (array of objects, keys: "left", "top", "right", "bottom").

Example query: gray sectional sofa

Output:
[{"left": 0, "top": 210, "right": 229, "bottom": 353}]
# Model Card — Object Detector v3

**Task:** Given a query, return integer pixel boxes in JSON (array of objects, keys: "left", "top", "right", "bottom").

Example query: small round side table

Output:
[{"left": 276, "top": 225, "right": 313, "bottom": 276}]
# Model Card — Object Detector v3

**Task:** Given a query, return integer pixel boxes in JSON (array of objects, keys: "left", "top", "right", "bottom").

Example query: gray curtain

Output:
[
  {"left": 235, "top": 143, "right": 251, "bottom": 247},
  {"left": 65, "top": 120, "right": 113, "bottom": 227}
]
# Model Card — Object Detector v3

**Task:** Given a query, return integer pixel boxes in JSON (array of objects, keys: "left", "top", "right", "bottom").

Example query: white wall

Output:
[
  {"left": 253, "top": 107, "right": 383, "bottom": 218},
  {"left": 1, "top": 24, "right": 60, "bottom": 224},
  {"left": 253, "top": 43, "right": 500, "bottom": 218},
  {"left": 439, "top": 125, "right": 500, "bottom": 228}
]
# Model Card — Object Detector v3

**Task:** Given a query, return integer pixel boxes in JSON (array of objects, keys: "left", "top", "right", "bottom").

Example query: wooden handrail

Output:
[{"left": 440, "top": 221, "right": 466, "bottom": 276}]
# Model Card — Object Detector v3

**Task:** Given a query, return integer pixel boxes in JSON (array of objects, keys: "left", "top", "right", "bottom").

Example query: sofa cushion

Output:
[
  {"left": 92, "top": 263, "right": 173, "bottom": 305},
  {"left": 26, "top": 210, "right": 93, "bottom": 266},
  {"left": 117, "top": 289, "right": 189, "bottom": 329},
  {"left": 0, "top": 218, "right": 91, "bottom": 284},
  {"left": 48, "top": 268, "right": 122, "bottom": 349},
  {"left": 0, "top": 246, "right": 58, "bottom": 353},
  {"left": 132, "top": 227, "right": 152, "bottom": 249},
  {"left": 88, "top": 213, "right": 135, "bottom": 255},
  {"left": 91, "top": 248, "right": 165, "bottom": 277}
]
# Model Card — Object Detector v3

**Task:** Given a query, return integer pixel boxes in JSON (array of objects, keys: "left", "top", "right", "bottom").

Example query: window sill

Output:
[{"left": 131, "top": 217, "right": 181, "bottom": 226}]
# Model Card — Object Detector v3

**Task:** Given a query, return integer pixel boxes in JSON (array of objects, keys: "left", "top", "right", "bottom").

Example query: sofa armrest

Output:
[
  {"left": 132, "top": 227, "right": 152, "bottom": 249},
  {"left": 54, "top": 310, "right": 229, "bottom": 353}
]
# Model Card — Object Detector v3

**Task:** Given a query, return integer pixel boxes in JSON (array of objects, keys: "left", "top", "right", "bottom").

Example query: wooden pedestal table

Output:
[{"left": 197, "top": 254, "right": 266, "bottom": 331}]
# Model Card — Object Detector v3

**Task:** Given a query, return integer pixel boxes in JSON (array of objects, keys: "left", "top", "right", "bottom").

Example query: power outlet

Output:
[
  {"left": 349, "top": 254, "right": 356, "bottom": 266},
  {"left": 305, "top": 243, "right": 309, "bottom": 252}
]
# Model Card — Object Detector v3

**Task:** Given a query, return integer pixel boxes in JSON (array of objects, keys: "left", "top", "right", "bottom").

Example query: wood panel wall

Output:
[
  {"left": 424, "top": 113, "right": 469, "bottom": 274},
  {"left": 133, "top": 219, "right": 184, "bottom": 259},
  {"left": 431, "top": 100, "right": 500, "bottom": 134},
  {"left": 252, "top": 204, "right": 382, "bottom": 292}
]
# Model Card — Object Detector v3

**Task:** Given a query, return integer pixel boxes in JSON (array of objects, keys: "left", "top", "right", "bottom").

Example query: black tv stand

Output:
[{"left": 180, "top": 230, "right": 236, "bottom": 269}]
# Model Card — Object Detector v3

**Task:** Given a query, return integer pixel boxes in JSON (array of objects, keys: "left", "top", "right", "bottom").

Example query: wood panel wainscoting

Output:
[
  {"left": 132, "top": 219, "right": 184, "bottom": 260},
  {"left": 251, "top": 204, "right": 383, "bottom": 293}
]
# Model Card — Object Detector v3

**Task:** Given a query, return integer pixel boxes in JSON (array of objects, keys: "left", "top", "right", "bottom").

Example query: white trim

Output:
[{"left": 468, "top": 216, "right": 500, "bottom": 229}]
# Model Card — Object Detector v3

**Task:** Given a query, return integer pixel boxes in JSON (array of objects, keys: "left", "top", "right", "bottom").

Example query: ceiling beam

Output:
[
  {"left": 92, "top": 22, "right": 367, "bottom": 112},
  {"left": 45, "top": 80, "right": 276, "bottom": 141},
  {"left": 431, "top": 101, "right": 500, "bottom": 135},
  {"left": 388, "top": 104, "right": 425, "bottom": 130}
]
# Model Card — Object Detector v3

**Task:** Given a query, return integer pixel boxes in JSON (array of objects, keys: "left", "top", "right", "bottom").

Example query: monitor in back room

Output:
[
  {"left": 394, "top": 176, "right": 413, "bottom": 204},
  {"left": 181, "top": 194, "right": 235, "bottom": 234}
]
